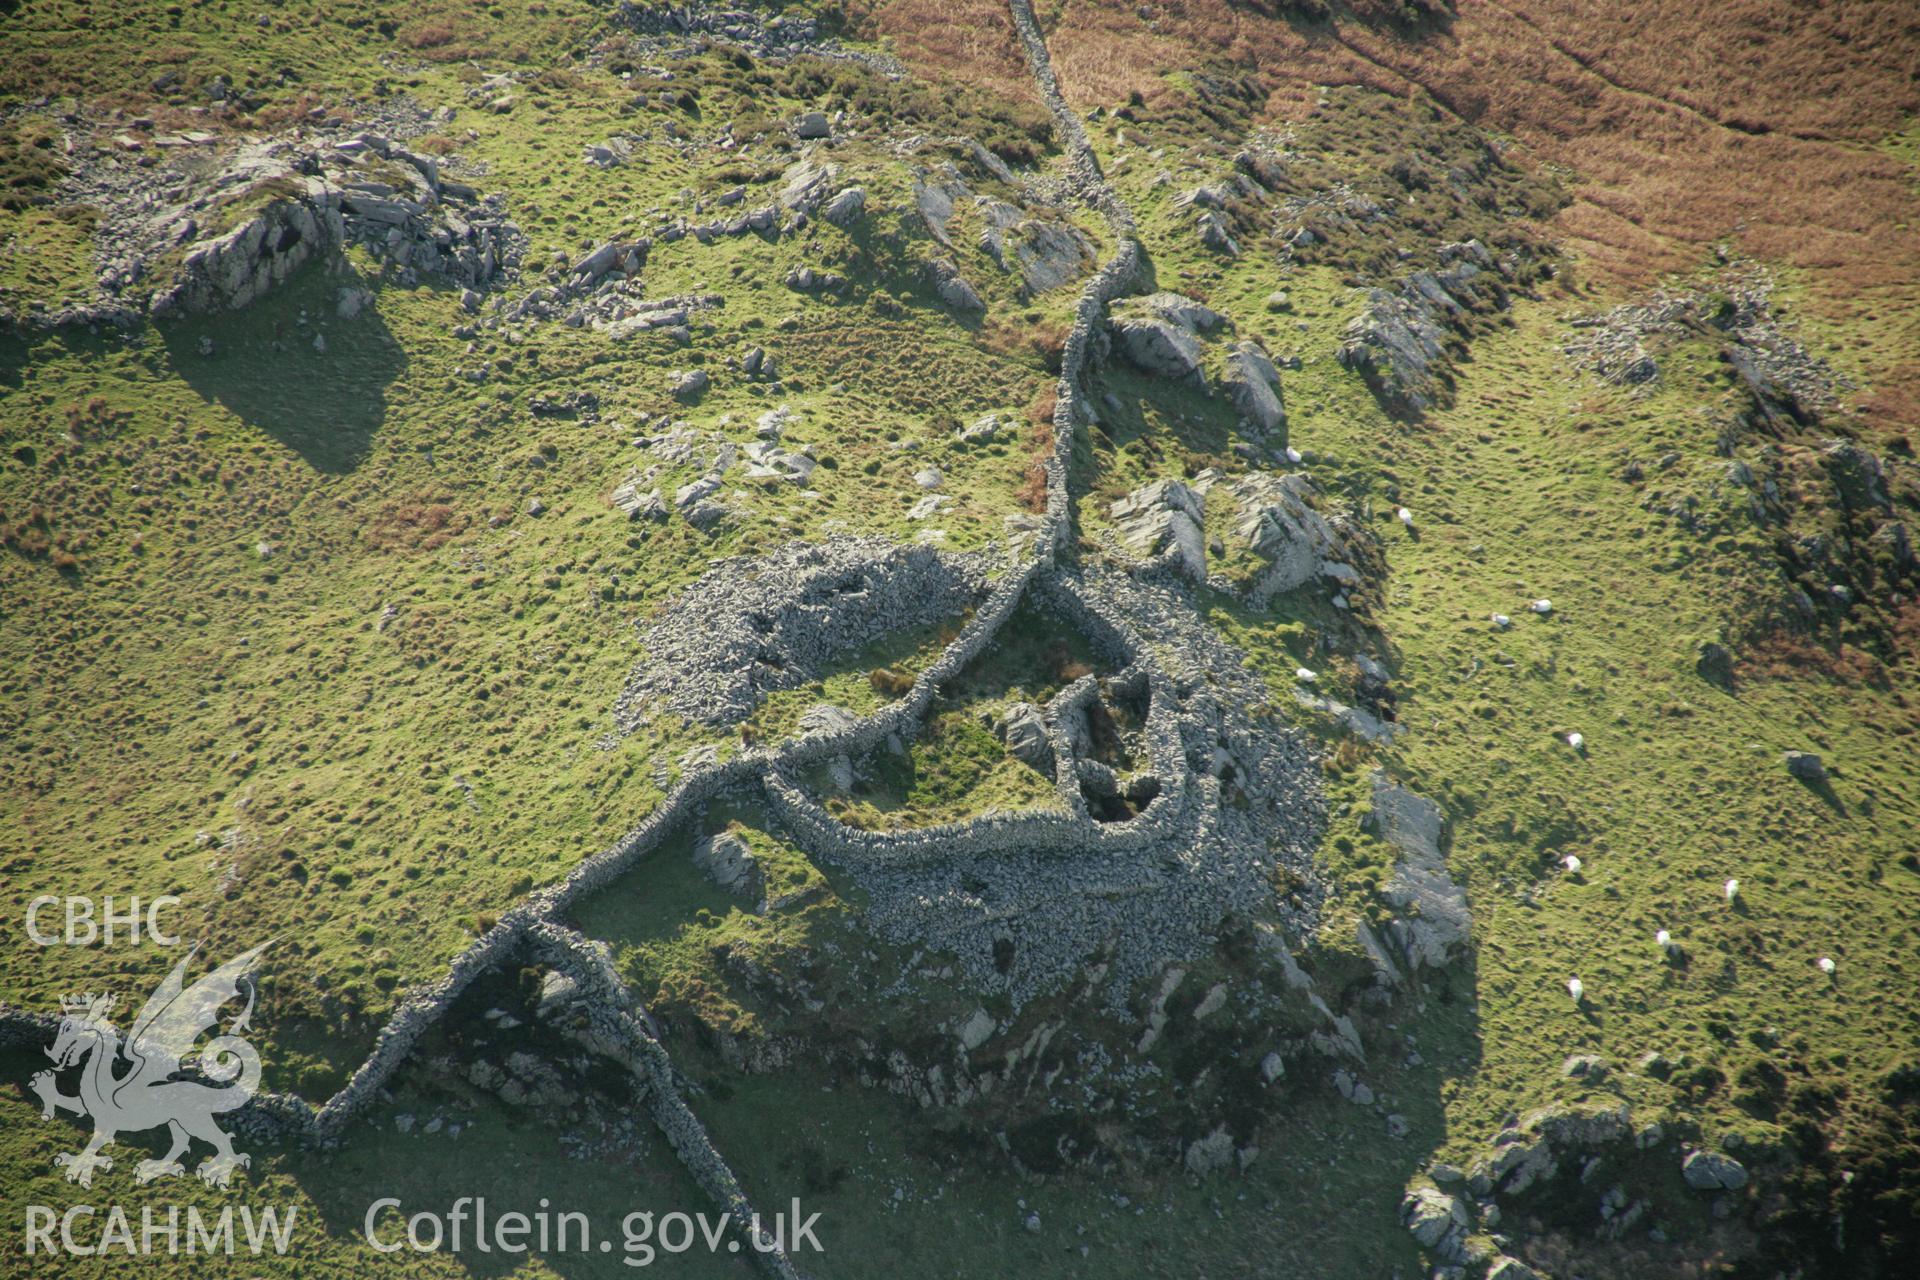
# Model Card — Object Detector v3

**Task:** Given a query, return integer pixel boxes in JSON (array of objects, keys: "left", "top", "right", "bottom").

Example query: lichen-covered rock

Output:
[
  {"left": 1222, "top": 340, "right": 1287, "bottom": 435},
  {"left": 692, "top": 832, "right": 762, "bottom": 899},
  {"left": 997, "top": 702, "right": 1054, "bottom": 774},
  {"left": 1682, "top": 1149, "right": 1749, "bottom": 1191},
  {"left": 1110, "top": 479, "right": 1207, "bottom": 580},
  {"left": 1229, "top": 473, "right": 1360, "bottom": 602},
  {"left": 1402, "top": 1186, "right": 1469, "bottom": 1258},
  {"left": 820, "top": 186, "right": 866, "bottom": 227},
  {"left": 1368, "top": 771, "right": 1471, "bottom": 971}
]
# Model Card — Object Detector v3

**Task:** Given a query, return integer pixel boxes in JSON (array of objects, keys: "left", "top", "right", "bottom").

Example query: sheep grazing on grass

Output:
[
  {"left": 1817, "top": 956, "right": 1836, "bottom": 975},
  {"left": 1285, "top": 446, "right": 1303, "bottom": 463},
  {"left": 1568, "top": 732, "right": 1585, "bottom": 751},
  {"left": 1655, "top": 928, "right": 1672, "bottom": 948},
  {"left": 1562, "top": 854, "right": 1583, "bottom": 873},
  {"left": 1295, "top": 666, "right": 1317, "bottom": 684},
  {"left": 1724, "top": 878, "right": 1740, "bottom": 902},
  {"left": 1531, "top": 598, "right": 1554, "bottom": 615},
  {"left": 1396, "top": 506, "right": 1414, "bottom": 528},
  {"left": 1567, "top": 977, "right": 1585, "bottom": 1002},
  {"left": 1491, "top": 613, "right": 1512, "bottom": 629}
]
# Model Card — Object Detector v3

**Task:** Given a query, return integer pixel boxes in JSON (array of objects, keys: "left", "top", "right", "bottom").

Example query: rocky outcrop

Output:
[
  {"left": 1110, "top": 479, "right": 1208, "bottom": 580},
  {"left": 693, "top": 832, "right": 762, "bottom": 899},
  {"left": 1338, "top": 240, "right": 1502, "bottom": 414},
  {"left": 1222, "top": 340, "right": 1287, "bottom": 436},
  {"left": 1230, "top": 472, "right": 1367, "bottom": 605},
  {"left": 979, "top": 200, "right": 1093, "bottom": 295},
  {"left": 145, "top": 133, "right": 521, "bottom": 317},
  {"left": 1366, "top": 771, "right": 1471, "bottom": 972}
]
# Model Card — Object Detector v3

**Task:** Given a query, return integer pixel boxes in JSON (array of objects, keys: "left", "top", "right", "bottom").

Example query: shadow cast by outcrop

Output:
[{"left": 160, "top": 259, "right": 403, "bottom": 474}]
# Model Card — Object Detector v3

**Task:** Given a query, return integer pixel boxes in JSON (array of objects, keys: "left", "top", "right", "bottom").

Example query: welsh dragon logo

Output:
[{"left": 29, "top": 942, "right": 270, "bottom": 1189}]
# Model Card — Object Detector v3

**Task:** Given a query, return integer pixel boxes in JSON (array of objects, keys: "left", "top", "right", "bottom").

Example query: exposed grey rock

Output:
[
  {"left": 535, "top": 970, "right": 580, "bottom": 1019},
  {"left": 610, "top": 479, "right": 667, "bottom": 522},
  {"left": 1196, "top": 208, "right": 1238, "bottom": 254},
  {"left": 925, "top": 258, "right": 986, "bottom": 313},
  {"left": 780, "top": 153, "right": 839, "bottom": 214},
  {"left": 820, "top": 186, "right": 866, "bottom": 226},
  {"left": 1402, "top": 1186, "right": 1469, "bottom": 1258},
  {"left": 792, "top": 111, "right": 830, "bottom": 139},
  {"left": 979, "top": 200, "right": 1092, "bottom": 294},
  {"left": 1107, "top": 292, "right": 1221, "bottom": 383},
  {"left": 1222, "top": 340, "right": 1286, "bottom": 435},
  {"left": 1110, "top": 479, "right": 1207, "bottom": 580},
  {"left": 1368, "top": 771, "right": 1471, "bottom": 971},
  {"left": 912, "top": 167, "right": 971, "bottom": 246},
  {"left": 955, "top": 1008, "right": 997, "bottom": 1052},
  {"left": 997, "top": 702, "right": 1054, "bottom": 773},
  {"left": 1111, "top": 315, "right": 1204, "bottom": 382},
  {"left": 1784, "top": 750, "right": 1827, "bottom": 782},
  {"left": 1229, "top": 472, "right": 1363, "bottom": 603},
  {"left": 692, "top": 832, "right": 762, "bottom": 899},
  {"left": 671, "top": 368, "right": 710, "bottom": 400},
  {"left": 1183, "top": 1126, "right": 1236, "bottom": 1176},
  {"left": 1339, "top": 287, "right": 1449, "bottom": 413},
  {"left": 1682, "top": 1149, "right": 1749, "bottom": 1192},
  {"left": 955, "top": 412, "right": 1006, "bottom": 446}
]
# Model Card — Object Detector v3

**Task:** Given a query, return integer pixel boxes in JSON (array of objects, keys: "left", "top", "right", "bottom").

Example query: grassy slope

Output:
[{"left": 0, "top": 23, "right": 1068, "bottom": 1069}]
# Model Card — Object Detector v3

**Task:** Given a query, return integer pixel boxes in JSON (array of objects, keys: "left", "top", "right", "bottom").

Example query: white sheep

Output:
[
  {"left": 1817, "top": 956, "right": 1836, "bottom": 975},
  {"left": 1396, "top": 506, "right": 1414, "bottom": 528},
  {"left": 1562, "top": 854, "right": 1583, "bottom": 873},
  {"left": 1568, "top": 732, "right": 1585, "bottom": 751},
  {"left": 1285, "top": 446, "right": 1303, "bottom": 464},
  {"left": 1295, "top": 666, "right": 1317, "bottom": 684},
  {"left": 1491, "top": 613, "right": 1512, "bottom": 629},
  {"left": 1567, "top": 977, "right": 1585, "bottom": 1002},
  {"left": 1531, "top": 598, "right": 1554, "bottom": 615},
  {"left": 1724, "top": 878, "right": 1740, "bottom": 902},
  {"left": 1655, "top": 928, "right": 1672, "bottom": 948}
]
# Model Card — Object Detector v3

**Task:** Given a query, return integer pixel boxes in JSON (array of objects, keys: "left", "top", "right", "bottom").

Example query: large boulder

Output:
[
  {"left": 1108, "top": 292, "right": 1224, "bottom": 383},
  {"left": 820, "top": 186, "right": 866, "bottom": 227},
  {"left": 692, "top": 832, "right": 761, "bottom": 900},
  {"left": 1112, "top": 315, "right": 1205, "bottom": 383},
  {"left": 780, "top": 153, "right": 839, "bottom": 214},
  {"left": 997, "top": 702, "right": 1054, "bottom": 774},
  {"left": 1229, "top": 473, "right": 1359, "bottom": 601},
  {"left": 1682, "top": 1149, "right": 1750, "bottom": 1192},
  {"left": 1222, "top": 340, "right": 1286, "bottom": 435},
  {"left": 1368, "top": 771, "right": 1471, "bottom": 971},
  {"left": 1110, "top": 479, "right": 1207, "bottom": 580},
  {"left": 1401, "top": 1187, "right": 1469, "bottom": 1260}
]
